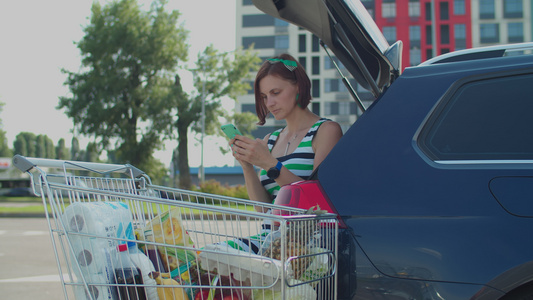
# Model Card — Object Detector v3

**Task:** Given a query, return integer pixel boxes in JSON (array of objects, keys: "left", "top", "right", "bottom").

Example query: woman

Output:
[{"left": 230, "top": 53, "right": 343, "bottom": 205}]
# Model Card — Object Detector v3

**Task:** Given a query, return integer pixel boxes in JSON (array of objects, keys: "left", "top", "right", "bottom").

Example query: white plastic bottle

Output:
[
  {"left": 114, "top": 243, "right": 146, "bottom": 300},
  {"left": 127, "top": 242, "right": 159, "bottom": 300}
]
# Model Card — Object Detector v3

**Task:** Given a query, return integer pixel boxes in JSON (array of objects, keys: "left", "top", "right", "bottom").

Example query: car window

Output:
[{"left": 419, "top": 72, "right": 533, "bottom": 161}]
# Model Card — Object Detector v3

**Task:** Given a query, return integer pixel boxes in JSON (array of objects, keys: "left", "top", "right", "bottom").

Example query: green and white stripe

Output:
[{"left": 260, "top": 118, "right": 329, "bottom": 202}]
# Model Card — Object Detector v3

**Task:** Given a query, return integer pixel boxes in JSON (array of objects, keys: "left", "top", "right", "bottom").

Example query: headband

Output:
[{"left": 267, "top": 58, "right": 298, "bottom": 71}]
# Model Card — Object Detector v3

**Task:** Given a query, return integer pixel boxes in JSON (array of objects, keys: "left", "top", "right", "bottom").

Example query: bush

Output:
[{"left": 195, "top": 180, "right": 249, "bottom": 200}]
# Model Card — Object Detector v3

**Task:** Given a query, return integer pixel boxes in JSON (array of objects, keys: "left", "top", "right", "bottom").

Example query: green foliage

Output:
[
  {"left": 55, "top": 138, "right": 70, "bottom": 160},
  {"left": 58, "top": 0, "right": 188, "bottom": 172},
  {"left": 14, "top": 132, "right": 36, "bottom": 157},
  {"left": 173, "top": 47, "right": 261, "bottom": 189},
  {"left": 54, "top": 0, "right": 261, "bottom": 185},
  {"left": 0, "top": 131, "right": 12, "bottom": 157},
  {"left": 194, "top": 179, "right": 249, "bottom": 200},
  {"left": 0, "top": 102, "right": 11, "bottom": 157}
]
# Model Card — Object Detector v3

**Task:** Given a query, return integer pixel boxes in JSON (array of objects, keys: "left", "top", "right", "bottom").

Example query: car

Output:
[{"left": 253, "top": 0, "right": 533, "bottom": 299}]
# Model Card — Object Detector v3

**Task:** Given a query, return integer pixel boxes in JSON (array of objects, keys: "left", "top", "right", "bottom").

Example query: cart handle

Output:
[{"left": 12, "top": 155, "right": 145, "bottom": 177}]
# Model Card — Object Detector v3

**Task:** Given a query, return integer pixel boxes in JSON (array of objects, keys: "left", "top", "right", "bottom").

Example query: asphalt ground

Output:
[{"left": 0, "top": 217, "right": 75, "bottom": 299}]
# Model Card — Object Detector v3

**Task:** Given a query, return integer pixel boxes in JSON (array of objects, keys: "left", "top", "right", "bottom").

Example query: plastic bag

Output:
[
  {"left": 259, "top": 220, "right": 318, "bottom": 279},
  {"left": 139, "top": 208, "right": 197, "bottom": 276},
  {"left": 252, "top": 279, "right": 316, "bottom": 300}
]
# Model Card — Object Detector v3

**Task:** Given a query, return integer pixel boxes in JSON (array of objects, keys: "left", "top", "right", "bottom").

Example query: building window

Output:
[
  {"left": 426, "top": 48, "right": 434, "bottom": 60},
  {"left": 441, "top": 25, "right": 450, "bottom": 44},
  {"left": 383, "top": 26, "right": 397, "bottom": 44},
  {"left": 299, "top": 34, "right": 307, "bottom": 52},
  {"left": 479, "top": 0, "right": 495, "bottom": 19},
  {"left": 325, "top": 79, "right": 351, "bottom": 93},
  {"left": 480, "top": 23, "right": 500, "bottom": 43},
  {"left": 508, "top": 22, "right": 524, "bottom": 43},
  {"left": 243, "top": 14, "right": 274, "bottom": 27},
  {"left": 312, "top": 35, "right": 320, "bottom": 52},
  {"left": 408, "top": 0, "right": 420, "bottom": 17},
  {"left": 325, "top": 79, "right": 341, "bottom": 92},
  {"left": 243, "top": 0, "right": 253, "bottom": 5},
  {"left": 312, "top": 102, "right": 320, "bottom": 115},
  {"left": 242, "top": 36, "right": 275, "bottom": 49},
  {"left": 426, "top": 25, "right": 433, "bottom": 45},
  {"left": 410, "top": 25, "right": 421, "bottom": 47},
  {"left": 454, "top": 24, "right": 467, "bottom": 49},
  {"left": 241, "top": 103, "right": 255, "bottom": 113},
  {"left": 298, "top": 57, "right": 307, "bottom": 71},
  {"left": 312, "top": 56, "right": 320, "bottom": 75},
  {"left": 325, "top": 102, "right": 340, "bottom": 115},
  {"left": 274, "top": 35, "right": 289, "bottom": 49},
  {"left": 440, "top": 2, "right": 450, "bottom": 20},
  {"left": 312, "top": 79, "right": 320, "bottom": 98},
  {"left": 454, "top": 0, "right": 466, "bottom": 15},
  {"left": 382, "top": 2, "right": 397, "bottom": 18},
  {"left": 339, "top": 102, "right": 351, "bottom": 115},
  {"left": 324, "top": 56, "right": 344, "bottom": 70},
  {"left": 504, "top": 0, "right": 523, "bottom": 18},
  {"left": 425, "top": 2, "right": 433, "bottom": 21},
  {"left": 410, "top": 47, "right": 421, "bottom": 65},
  {"left": 274, "top": 18, "right": 289, "bottom": 27}
]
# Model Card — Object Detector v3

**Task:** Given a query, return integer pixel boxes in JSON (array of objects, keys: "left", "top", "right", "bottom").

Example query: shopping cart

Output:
[{"left": 13, "top": 155, "right": 338, "bottom": 300}]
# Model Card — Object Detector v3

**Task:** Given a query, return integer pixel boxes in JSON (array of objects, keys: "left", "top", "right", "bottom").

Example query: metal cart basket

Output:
[{"left": 13, "top": 155, "right": 338, "bottom": 300}]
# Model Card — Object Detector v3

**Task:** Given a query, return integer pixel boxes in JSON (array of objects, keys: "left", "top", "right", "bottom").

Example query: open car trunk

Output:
[{"left": 252, "top": 0, "right": 402, "bottom": 100}]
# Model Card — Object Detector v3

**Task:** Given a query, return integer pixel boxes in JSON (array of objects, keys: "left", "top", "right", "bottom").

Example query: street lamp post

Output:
[{"left": 200, "top": 73, "right": 205, "bottom": 184}]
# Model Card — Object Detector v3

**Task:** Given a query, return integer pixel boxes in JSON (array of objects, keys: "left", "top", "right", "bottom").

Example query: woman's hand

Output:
[{"left": 230, "top": 135, "right": 276, "bottom": 170}]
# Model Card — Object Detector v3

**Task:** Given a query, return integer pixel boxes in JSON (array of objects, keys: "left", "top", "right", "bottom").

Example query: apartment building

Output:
[
  {"left": 236, "top": 0, "right": 531, "bottom": 138},
  {"left": 472, "top": 0, "right": 532, "bottom": 47},
  {"left": 370, "top": 0, "right": 473, "bottom": 66}
]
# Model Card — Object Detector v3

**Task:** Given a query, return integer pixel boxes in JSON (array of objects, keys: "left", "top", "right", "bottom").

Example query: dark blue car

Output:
[{"left": 254, "top": 0, "right": 533, "bottom": 298}]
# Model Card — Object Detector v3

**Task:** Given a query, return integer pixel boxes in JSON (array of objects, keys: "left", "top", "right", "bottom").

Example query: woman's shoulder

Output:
[
  {"left": 318, "top": 118, "right": 342, "bottom": 131},
  {"left": 316, "top": 119, "right": 343, "bottom": 139}
]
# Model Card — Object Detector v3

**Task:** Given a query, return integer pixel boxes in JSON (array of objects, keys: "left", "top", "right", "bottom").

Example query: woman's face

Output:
[{"left": 259, "top": 75, "right": 298, "bottom": 120}]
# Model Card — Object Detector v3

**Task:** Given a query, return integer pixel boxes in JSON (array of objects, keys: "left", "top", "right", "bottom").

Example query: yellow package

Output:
[{"left": 143, "top": 208, "right": 197, "bottom": 273}]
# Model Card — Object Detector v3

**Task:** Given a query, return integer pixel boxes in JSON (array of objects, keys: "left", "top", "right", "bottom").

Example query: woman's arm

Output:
[{"left": 312, "top": 121, "right": 343, "bottom": 170}]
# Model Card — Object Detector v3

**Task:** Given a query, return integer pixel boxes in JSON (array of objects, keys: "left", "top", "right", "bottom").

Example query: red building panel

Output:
[{"left": 373, "top": 0, "right": 472, "bottom": 68}]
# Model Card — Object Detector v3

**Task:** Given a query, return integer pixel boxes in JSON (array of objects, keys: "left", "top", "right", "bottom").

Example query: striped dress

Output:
[
  {"left": 211, "top": 118, "right": 329, "bottom": 254},
  {"left": 260, "top": 118, "right": 329, "bottom": 202}
]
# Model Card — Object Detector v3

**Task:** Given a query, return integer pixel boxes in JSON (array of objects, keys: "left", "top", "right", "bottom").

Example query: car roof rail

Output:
[{"left": 420, "top": 42, "right": 533, "bottom": 66}]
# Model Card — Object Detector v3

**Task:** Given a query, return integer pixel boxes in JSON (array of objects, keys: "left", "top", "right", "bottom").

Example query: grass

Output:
[
  {"left": 0, "top": 196, "right": 41, "bottom": 202},
  {"left": 0, "top": 195, "right": 255, "bottom": 216}
]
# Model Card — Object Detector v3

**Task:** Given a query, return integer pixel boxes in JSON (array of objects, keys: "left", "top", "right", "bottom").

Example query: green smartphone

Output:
[{"left": 221, "top": 124, "right": 243, "bottom": 139}]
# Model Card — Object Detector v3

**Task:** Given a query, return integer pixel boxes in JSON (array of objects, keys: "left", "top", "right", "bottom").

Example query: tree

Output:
[
  {"left": 58, "top": 0, "right": 188, "bottom": 171},
  {"left": 35, "top": 134, "right": 55, "bottom": 158},
  {"left": 71, "top": 137, "right": 82, "bottom": 161},
  {"left": 0, "top": 131, "right": 12, "bottom": 157},
  {"left": 14, "top": 132, "right": 36, "bottom": 157},
  {"left": 59, "top": 0, "right": 260, "bottom": 186},
  {"left": 45, "top": 135, "right": 56, "bottom": 159},
  {"left": 0, "top": 102, "right": 12, "bottom": 157},
  {"left": 172, "top": 46, "right": 260, "bottom": 189},
  {"left": 56, "top": 138, "right": 70, "bottom": 160},
  {"left": 84, "top": 142, "right": 99, "bottom": 162},
  {"left": 14, "top": 133, "right": 57, "bottom": 158}
]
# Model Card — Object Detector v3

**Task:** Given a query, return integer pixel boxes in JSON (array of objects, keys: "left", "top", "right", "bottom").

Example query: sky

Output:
[{"left": 0, "top": 0, "right": 237, "bottom": 168}]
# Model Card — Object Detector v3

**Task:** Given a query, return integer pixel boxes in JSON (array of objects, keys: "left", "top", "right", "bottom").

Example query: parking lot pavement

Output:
[{"left": 0, "top": 218, "right": 73, "bottom": 299}]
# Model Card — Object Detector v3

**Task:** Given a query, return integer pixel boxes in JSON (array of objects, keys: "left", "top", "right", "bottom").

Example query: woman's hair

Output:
[{"left": 254, "top": 53, "right": 312, "bottom": 125}]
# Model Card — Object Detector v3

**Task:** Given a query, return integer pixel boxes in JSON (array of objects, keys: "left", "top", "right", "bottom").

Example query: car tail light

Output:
[{"left": 273, "top": 180, "right": 347, "bottom": 228}]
